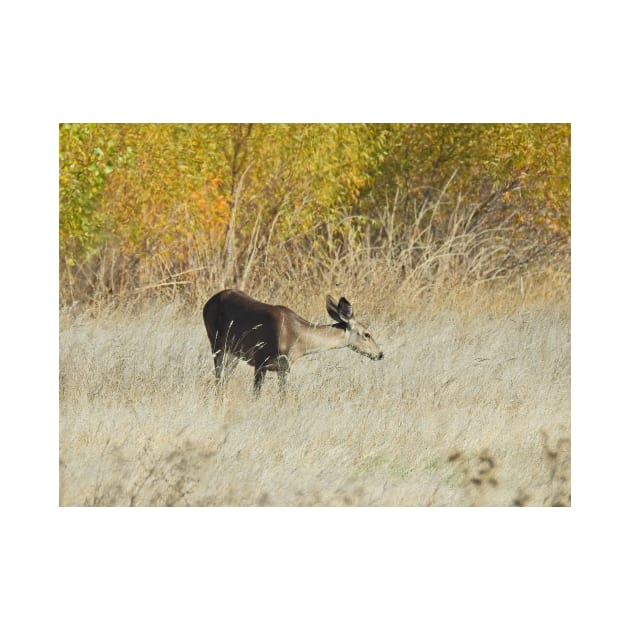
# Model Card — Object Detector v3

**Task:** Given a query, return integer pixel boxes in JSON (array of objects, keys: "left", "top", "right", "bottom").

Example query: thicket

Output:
[{"left": 59, "top": 123, "right": 570, "bottom": 307}]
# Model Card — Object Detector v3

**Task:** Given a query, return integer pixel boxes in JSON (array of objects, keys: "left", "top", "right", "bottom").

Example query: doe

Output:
[{"left": 203, "top": 289, "right": 383, "bottom": 395}]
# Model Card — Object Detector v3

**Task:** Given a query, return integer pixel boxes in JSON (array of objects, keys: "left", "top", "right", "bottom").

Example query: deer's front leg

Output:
[{"left": 277, "top": 355, "right": 290, "bottom": 398}]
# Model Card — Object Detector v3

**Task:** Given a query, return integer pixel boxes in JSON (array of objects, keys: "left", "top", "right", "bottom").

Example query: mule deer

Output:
[{"left": 203, "top": 289, "right": 383, "bottom": 395}]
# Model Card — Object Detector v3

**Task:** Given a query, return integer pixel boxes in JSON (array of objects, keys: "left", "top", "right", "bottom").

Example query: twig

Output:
[{"left": 134, "top": 280, "right": 192, "bottom": 291}]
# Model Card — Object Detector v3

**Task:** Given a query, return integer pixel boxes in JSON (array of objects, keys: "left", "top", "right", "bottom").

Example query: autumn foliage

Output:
[{"left": 59, "top": 123, "right": 570, "bottom": 305}]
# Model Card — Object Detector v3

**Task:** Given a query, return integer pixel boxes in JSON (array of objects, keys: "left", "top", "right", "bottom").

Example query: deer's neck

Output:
[{"left": 290, "top": 324, "right": 348, "bottom": 360}]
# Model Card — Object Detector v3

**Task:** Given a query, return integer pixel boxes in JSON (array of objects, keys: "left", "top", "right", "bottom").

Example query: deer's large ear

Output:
[
  {"left": 337, "top": 297, "right": 354, "bottom": 323},
  {"left": 326, "top": 295, "right": 342, "bottom": 323}
]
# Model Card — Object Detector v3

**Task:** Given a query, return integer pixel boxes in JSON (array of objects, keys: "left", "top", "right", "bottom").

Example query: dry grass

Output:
[
  {"left": 60, "top": 189, "right": 570, "bottom": 311},
  {"left": 59, "top": 283, "right": 570, "bottom": 507}
]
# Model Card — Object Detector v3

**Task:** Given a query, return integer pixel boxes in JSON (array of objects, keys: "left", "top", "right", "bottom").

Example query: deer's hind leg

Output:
[
  {"left": 212, "top": 335, "right": 239, "bottom": 390},
  {"left": 253, "top": 366, "right": 267, "bottom": 397},
  {"left": 213, "top": 347, "right": 227, "bottom": 387}
]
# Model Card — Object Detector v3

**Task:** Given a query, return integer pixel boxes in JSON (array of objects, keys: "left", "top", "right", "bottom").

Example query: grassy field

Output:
[{"left": 59, "top": 288, "right": 570, "bottom": 507}]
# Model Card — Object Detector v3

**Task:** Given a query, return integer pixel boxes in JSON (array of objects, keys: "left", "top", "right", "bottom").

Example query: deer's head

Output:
[{"left": 326, "top": 295, "right": 384, "bottom": 360}]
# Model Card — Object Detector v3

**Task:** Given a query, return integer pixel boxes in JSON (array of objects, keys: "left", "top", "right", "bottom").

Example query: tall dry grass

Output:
[
  {"left": 59, "top": 281, "right": 570, "bottom": 507},
  {"left": 60, "top": 192, "right": 569, "bottom": 312}
]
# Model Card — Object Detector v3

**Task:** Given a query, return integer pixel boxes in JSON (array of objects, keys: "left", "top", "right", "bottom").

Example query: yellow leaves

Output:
[{"left": 60, "top": 123, "right": 570, "bottom": 275}]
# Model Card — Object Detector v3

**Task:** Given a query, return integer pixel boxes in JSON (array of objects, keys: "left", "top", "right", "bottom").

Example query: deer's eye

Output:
[{"left": 364, "top": 332, "right": 371, "bottom": 340}]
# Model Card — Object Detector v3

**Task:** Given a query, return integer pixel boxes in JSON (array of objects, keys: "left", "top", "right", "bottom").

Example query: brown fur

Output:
[{"left": 203, "top": 289, "right": 383, "bottom": 395}]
